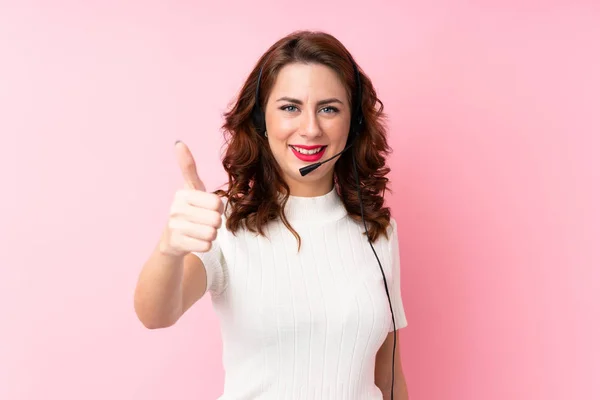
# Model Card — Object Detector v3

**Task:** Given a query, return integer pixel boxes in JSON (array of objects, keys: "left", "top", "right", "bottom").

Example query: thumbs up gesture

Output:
[{"left": 159, "top": 141, "right": 225, "bottom": 257}]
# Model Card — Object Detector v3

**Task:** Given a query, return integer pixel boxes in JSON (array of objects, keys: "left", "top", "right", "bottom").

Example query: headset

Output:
[{"left": 252, "top": 55, "right": 398, "bottom": 399}]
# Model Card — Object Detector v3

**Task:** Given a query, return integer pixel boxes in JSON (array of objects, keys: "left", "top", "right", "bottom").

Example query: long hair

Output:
[{"left": 215, "top": 30, "right": 392, "bottom": 246}]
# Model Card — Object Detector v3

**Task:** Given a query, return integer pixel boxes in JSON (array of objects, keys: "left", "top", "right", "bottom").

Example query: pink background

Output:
[{"left": 1, "top": 1, "right": 598, "bottom": 399}]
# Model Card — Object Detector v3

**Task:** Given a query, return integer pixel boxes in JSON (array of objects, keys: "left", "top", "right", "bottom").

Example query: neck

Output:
[
  {"left": 286, "top": 173, "right": 335, "bottom": 197},
  {"left": 282, "top": 186, "right": 347, "bottom": 224}
]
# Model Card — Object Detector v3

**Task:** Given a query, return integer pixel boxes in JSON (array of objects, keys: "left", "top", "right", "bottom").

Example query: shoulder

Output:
[
  {"left": 383, "top": 216, "right": 399, "bottom": 250},
  {"left": 389, "top": 216, "right": 398, "bottom": 231},
  {"left": 386, "top": 216, "right": 398, "bottom": 237}
]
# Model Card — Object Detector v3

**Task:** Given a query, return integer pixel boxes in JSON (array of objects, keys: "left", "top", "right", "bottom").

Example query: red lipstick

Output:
[{"left": 289, "top": 144, "right": 327, "bottom": 162}]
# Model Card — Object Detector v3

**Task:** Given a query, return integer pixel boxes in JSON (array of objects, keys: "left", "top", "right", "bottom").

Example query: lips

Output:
[{"left": 290, "top": 145, "right": 327, "bottom": 162}]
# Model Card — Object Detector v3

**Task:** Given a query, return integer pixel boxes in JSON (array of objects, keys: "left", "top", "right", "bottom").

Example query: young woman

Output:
[{"left": 134, "top": 30, "right": 409, "bottom": 400}]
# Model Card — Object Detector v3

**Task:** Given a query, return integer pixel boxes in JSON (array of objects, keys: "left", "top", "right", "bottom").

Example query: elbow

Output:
[
  {"left": 136, "top": 312, "right": 175, "bottom": 330},
  {"left": 140, "top": 318, "right": 174, "bottom": 330},
  {"left": 133, "top": 293, "right": 179, "bottom": 330}
]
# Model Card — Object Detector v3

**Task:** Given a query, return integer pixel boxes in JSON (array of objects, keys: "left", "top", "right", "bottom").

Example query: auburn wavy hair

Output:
[{"left": 215, "top": 30, "right": 392, "bottom": 246}]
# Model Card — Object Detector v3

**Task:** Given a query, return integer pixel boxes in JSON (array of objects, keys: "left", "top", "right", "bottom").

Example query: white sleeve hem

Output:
[
  {"left": 192, "top": 242, "right": 228, "bottom": 297},
  {"left": 388, "top": 218, "right": 408, "bottom": 332}
]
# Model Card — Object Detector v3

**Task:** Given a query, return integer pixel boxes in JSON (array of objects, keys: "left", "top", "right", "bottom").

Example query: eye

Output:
[
  {"left": 320, "top": 106, "right": 339, "bottom": 114},
  {"left": 279, "top": 104, "right": 299, "bottom": 112}
]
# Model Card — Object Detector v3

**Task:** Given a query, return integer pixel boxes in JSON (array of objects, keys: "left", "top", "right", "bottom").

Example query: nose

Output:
[{"left": 300, "top": 110, "right": 322, "bottom": 139}]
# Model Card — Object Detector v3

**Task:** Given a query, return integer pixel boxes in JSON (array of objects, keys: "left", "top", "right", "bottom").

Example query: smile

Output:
[{"left": 289, "top": 145, "right": 328, "bottom": 162}]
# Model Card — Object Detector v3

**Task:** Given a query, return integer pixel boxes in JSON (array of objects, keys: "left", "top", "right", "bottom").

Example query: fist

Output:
[{"left": 159, "top": 141, "right": 224, "bottom": 257}]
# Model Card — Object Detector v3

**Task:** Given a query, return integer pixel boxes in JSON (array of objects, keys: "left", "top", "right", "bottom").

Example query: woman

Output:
[{"left": 134, "top": 30, "right": 409, "bottom": 400}]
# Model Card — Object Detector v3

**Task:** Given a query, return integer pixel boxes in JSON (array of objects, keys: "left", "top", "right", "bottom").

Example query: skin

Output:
[
  {"left": 264, "top": 62, "right": 351, "bottom": 197},
  {"left": 134, "top": 62, "right": 408, "bottom": 399},
  {"left": 376, "top": 330, "right": 409, "bottom": 400},
  {"left": 134, "top": 142, "right": 220, "bottom": 330}
]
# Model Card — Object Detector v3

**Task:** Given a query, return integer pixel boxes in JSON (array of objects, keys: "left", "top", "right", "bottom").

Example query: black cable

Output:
[{"left": 351, "top": 151, "right": 397, "bottom": 400}]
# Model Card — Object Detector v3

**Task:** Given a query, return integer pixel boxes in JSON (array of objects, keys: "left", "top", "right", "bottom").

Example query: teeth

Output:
[{"left": 292, "top": 146, "right": 324, "bottom": 155}]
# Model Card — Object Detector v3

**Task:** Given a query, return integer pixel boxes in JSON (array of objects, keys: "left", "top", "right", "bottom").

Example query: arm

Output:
[
  {"left": 133, "top": 233, "right": 209, "bottom": 329},
  {"left": 133, "top": 141, "right": 224, "bottom": 329},
  {"left": 375, "top": 330, "right": 409, "bottom": 400}
]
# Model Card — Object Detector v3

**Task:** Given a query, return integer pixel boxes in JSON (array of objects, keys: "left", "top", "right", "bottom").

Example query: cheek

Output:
[
  {"left": 266, "top": 111, "right": 296, "bottom": 134},
  {"left": 327, "top": 125, "right": 350, "bottom": 145},
  {"left": 322, "top": 117, "right": 350, "bottom": 136},
  {"left": 267, "top": 134, "right": 292, "bottom": 159},
  {"left": 268, "top": 125, "right": 296, "bottom": 145}
]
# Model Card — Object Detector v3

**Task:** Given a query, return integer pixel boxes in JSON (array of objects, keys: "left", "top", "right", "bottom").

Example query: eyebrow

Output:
[{"left": 275, "top": 96, "right": 344, "bottom": 106}]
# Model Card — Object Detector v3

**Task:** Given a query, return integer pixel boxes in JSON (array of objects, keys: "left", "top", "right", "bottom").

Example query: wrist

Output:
[
  {"left": 157, "top": 242, "right": 184, "bottom": 259},
  {"left": 157, "top": 232, "right": 186, "bottom": 261}
]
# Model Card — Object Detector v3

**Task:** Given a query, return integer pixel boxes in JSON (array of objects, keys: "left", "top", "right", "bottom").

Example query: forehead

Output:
[{"left": 269, "top": 62, "right": 348, "bottom": 100}]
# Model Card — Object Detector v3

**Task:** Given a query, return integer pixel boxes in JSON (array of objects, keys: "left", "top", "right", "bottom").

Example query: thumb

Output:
[{"left": 174, "top": 141, "right": 206, "bottom": 191}]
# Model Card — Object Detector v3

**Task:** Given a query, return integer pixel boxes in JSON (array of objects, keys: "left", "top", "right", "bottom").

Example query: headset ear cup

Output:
[
  {"left": 252, "top": 107, "right": 266, "bottom": 134},
  {"left": 350, "top": 58, "right": 364, "bottom": 138},
  {"left": 253, "top": 65, "right": 266, "bottom": 135},
  {"left": 350, "top": 113, "right": 364, "bottom": 138}
]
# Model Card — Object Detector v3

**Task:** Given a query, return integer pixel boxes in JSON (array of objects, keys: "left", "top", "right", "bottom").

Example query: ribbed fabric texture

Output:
[{"left": 194, "top": 188, "right": 408, "bottom": 400}]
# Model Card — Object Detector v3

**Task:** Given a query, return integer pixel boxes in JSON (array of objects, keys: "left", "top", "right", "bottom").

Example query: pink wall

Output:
[{"left": 1, "top": 1, "right": 598, "bottom": 399}]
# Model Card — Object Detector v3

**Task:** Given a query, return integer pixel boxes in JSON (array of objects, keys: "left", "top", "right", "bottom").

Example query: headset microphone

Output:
[{"left": 298, "top": 140, "right": 355, "bottom": 176}]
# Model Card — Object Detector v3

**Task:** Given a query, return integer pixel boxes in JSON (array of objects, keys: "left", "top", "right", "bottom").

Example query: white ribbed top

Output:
[{"left": 194, "top": 188, "right": 408, "bottom": 400}]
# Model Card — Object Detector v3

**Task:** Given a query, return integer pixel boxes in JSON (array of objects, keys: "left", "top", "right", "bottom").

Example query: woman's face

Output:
[{"left": 264, "top": 62, "right": 351, "bottom": 197}]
